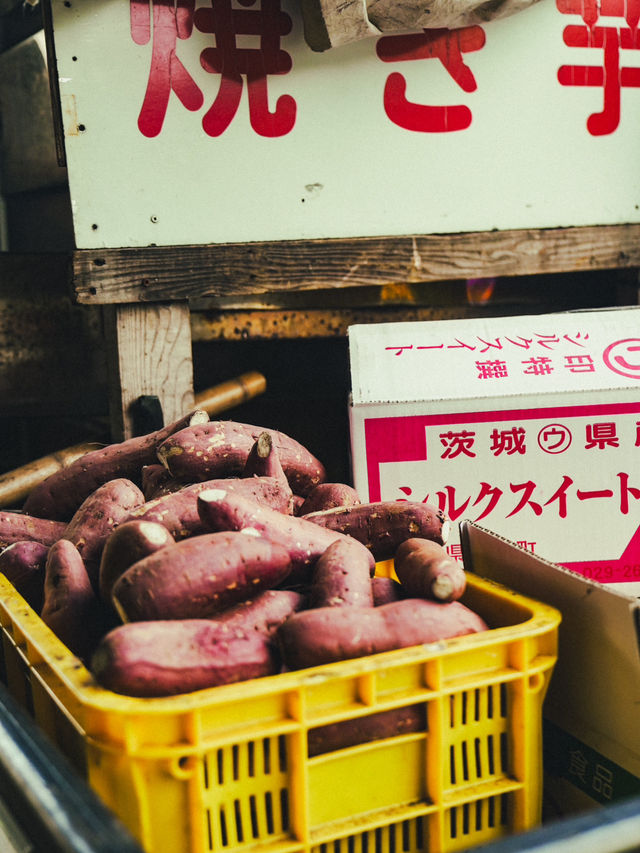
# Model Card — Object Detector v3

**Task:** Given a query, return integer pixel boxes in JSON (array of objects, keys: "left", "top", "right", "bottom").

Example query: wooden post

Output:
[{"left": 103, "top": 302, "right": 195, "bottom": 441}]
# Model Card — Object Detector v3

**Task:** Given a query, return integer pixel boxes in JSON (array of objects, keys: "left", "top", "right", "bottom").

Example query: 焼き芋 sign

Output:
[
  {"left": 349, "top": 308, "right": 640, "bottom": 594},
  {"left": 51, "top": 0, "right": 640, "bottom": 249}
]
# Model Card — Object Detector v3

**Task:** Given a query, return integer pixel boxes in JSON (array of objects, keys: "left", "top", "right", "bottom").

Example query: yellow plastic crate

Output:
[{"left": 0, "top": 567, "right": 560, "bottom": 853}]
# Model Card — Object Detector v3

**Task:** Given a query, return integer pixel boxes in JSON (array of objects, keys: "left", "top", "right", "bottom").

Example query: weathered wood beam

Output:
[
  {"left": 103, "top": 303, "right": 195, "bottom": 441},
  {"left": 70, "top": 224, "right": 640, "bottom": 305}
]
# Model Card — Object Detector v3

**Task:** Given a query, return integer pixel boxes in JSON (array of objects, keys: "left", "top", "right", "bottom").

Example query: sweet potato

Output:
[
  {"left": 0, "top": 540, "right": 49, "bottom": 611},
  {"left": 308, "top": 704, "right": 425, "bottom": 756},
  {"left": 309, "top": 539, "right": 374, "bottom": 608},
  {"left": 303, "top": 501, "right": 450, "bottom": 561},
  {"left": 63, "top": 478, "right": 146, "bottom": 591},
  {"left": 0, "top": 510, "right": 66, "bottom": 548},
  {"left": 156, "top": 420, "right": 326, "bottom": 496},
  {"left": 91, "top": 618, "right": 279, "bottom": 697},
  {"left": 297, "top": 482, "right": 361, "bottom": 516},
  {"left": 196, "top": 488, "right": 375, "bottom": 583},
  {"left": 23, "top": 408, "right": 210, "bottom": 521},
  {"left": 40, "top": 539, "right": 108, "bottom": 660},
  {"left": 292, "top": 494, "right": 306, "bottom": 514},
  {"left": 213, "top": 589, "right": 305, "bottom": 636},
  {"left": 277, "top": 598, "right": 489, "bottom": 669},
  {"left": 242, "top": 431, "right": 291, "bottom": 496},
  {"left": 111, "top": 530, "right": 293, "bottom": 622},
  {"left": 394, "top": 538, "right": 467, "bottom": 602},
  {"left": 123, "top": 474, "right": 294, "bottom": 541},
  {"left": 371, "top": 575, "right": 404, "bottom": 606},
  {"left": 140, "top": 464, "right": 186, "bottom": 500},
  {"left": 98, "top": 519, "right": 176, "bottom": 605}
]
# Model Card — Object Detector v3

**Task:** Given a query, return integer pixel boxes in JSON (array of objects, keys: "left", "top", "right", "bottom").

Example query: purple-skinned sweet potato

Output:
[
  {"left": 212, "top": 589, "right": 305, "bottom": 637},
  {"left": 23, "top": 409, "right": 210, "bottom": 521},
  {"left": 63, "top": 478, "right": 146, "bottom": 592},
  {"left": 98, "top": 519, "right": 176, "bottom": 606},
  {"left": 91, "top": 618, "right": 279, "bottom": 697},
  {"left": 308, "top": 704, "right": 426, "bottom": 756},
  {"left": 371, "top": 575, "right": 404, "bottom": 606},
  {"left": 40, "top": 539, "right": 108, "bottom": 660},
  {"left": 111, "top": 530, "right": 293, "bottom": 622},
  {"left": 302, "top": 501, "right": 450, "bottom": 561},
  {"left": 277, "top": 598, "right": 489, "bottom": 670},
  {"left": 140, "top": 464, "right": 186, "bottom": 500},
  {"left": 0, "top": 540, "right": 49, "bottom": 611},
  {"left": 394, "top": 538, "right": 467, "bottom": 603},
  {"left": 0, "top": 511, "right": 65, "bottom": 549},
  {"left": 196, "top": 488, "right": 375, "bottom": 584},
  {"left": 122, "top": 474, "right": 295, "bottom": 541},
  {"left": 309, "top": 539, "right": 374, "bottom": 608},
  {"left": 297, "top": 482, "right": 361, "bottom": 516},
  {"left": 156, "top": 420, "right": 326, "bottom": 496},
  {"left": 242, "top": 431, "right": 292, "bottom": 497}
]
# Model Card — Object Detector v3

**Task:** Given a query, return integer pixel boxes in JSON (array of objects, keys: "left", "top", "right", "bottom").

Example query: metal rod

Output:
[{"left": 0, "top": 682, "right": 143, "bottom": 853}]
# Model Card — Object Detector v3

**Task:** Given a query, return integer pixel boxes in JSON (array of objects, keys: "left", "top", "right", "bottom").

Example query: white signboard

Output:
[{"left": 51, "top": 0, "right": 640, "bottom": 248}]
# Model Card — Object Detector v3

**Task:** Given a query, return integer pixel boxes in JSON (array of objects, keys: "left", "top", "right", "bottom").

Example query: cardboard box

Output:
[
  {"left": 461, "top": 521, "right": 640, "bottom": 815},
  {"left": 349, "top": 306, "right": 640, "bottom": 594}
]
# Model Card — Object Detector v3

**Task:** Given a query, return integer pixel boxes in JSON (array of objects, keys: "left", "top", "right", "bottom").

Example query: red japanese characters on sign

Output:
[
  {"left": 375, "top": 28, "right": 485, "bottom": 132},
  {"left": 436, "top": 420, "right": 637, "bottom": 457},
  {"left": 557, "top": 0, "right": 640, "bottom": 135},
  {"left": 398, "top": 470, "right": 640, "bottom": 523},
  {"left": 380, "top": 330, "right": 607, "bottom": 382},
  {"left": 130, "top": 0, "right": 294, "bottom": 137},
  {"left": 384, "top": 331, "right": 590, "bottom": 354},
  {"left": 129, "top": 1, "right": 639, "bottom": 137}
]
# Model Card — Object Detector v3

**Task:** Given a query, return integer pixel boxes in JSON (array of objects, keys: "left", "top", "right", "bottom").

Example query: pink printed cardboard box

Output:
[{"left": 348, "top": 306, "right": 640, "bottom": 595}]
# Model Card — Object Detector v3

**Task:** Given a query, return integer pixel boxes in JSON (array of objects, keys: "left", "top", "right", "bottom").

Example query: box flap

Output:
[
  {"left": 461, "top": 521, "right": 640, "bottom": 773},
  {"left": 348, "top": 307, "right": 640, "bottom": 405}
]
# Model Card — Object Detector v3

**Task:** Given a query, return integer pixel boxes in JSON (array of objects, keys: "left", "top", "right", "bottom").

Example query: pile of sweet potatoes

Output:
[{"left": 0, "top": 409, "right": 490, "bottom": 699}]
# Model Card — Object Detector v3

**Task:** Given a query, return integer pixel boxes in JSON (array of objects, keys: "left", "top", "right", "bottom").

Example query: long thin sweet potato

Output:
[
  {"left": 0, "top": 511, "right": 66, "bottom": 548},
  {"left": 41, "top": 539, "right": 108, "bottom": 660},
  {"left": 394, "top": 538, "right": 467, "bottom": 602},
  {"left": 98, "top": 519, "right": 176, "bottom": 605},
  {"left": 0, "top": 540, "right": 49, "bottom": 612},
  {"left": 23, "top": 409, "right": 210, "bottom": 521},
  {"left": 63, "top": 478, "right": 146, "bottom": 592},
  {"left": 309, "top": 539, "right": 374, "bottom": 608},
  {"left": 297, "top": 482, "right": 361, "bottom": 516},
  {"left": 277, "top": 598, "right": 489, "bottom": 669},
  {"left": 242, "top": 432, "right": 292, "bottom": 497},
  {"left": 308, "top": 704, "right": 426, "bottom": 756},
  {"left": 196, "top": 488, "right": 375, "bottom": 583},
  {"left": 123, "top": 474, "right": 295, "bottom": 542},
  {"left": 213, "top": 589, "right": 305, "bottom": 636},
  {"left": 140, "top": 464, "right": 186, "bottom": 500},
  {"left": 371, "top": 575, "right": 404, "bottom": 606},
  {"left": 156, "top": 420, "right": 326, "bottom": 496},
  {"left": 111, "top": 530, "right": 293, "bottom": 622},
  {"left": 303, "top": 501, "right": 450, "bottom": 561},
  {"left": 91, "top": 618, "right": 279, "bottom": 697}
]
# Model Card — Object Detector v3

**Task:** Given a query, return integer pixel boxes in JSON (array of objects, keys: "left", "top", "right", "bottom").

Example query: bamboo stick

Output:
[
  {"left": 194, "top": 371, "right": 266, "bottom": 416},
  {"left": 0, "top": 371, "right": 267, "bottom": 509}
]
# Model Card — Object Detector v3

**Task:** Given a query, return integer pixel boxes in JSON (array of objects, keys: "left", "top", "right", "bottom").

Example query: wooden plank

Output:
[
  {"left": 70, "top": 224, "right": 640, "bottom": 305},
  {"left": 189, "top": 269, "right": 628, "bottom": 338},
  {"left": 103, "top": 302, "right": 195, "bottom": 441}
]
